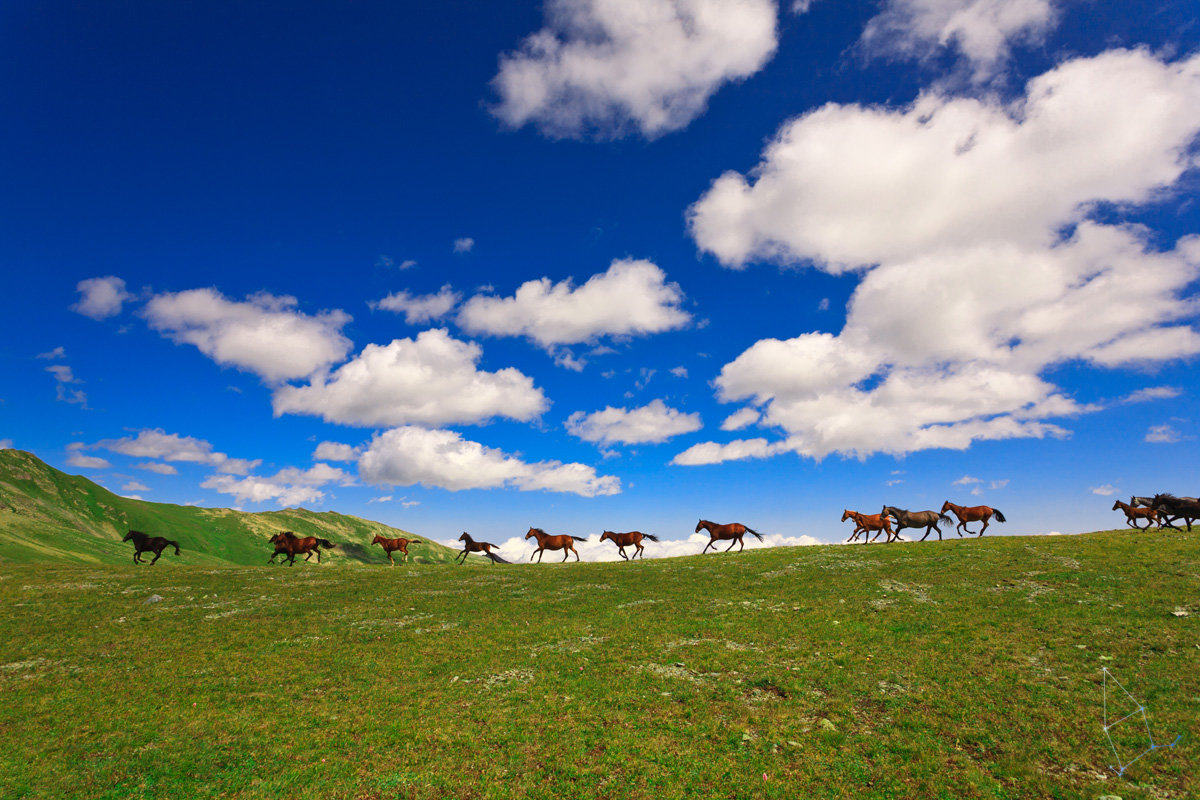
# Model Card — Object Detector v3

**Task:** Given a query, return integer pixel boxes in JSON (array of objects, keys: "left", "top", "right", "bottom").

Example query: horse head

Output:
[
  {"left": 458, "top": 532, "right": 471, "bottom": 542},
  {"left": 840, "top": 509, "right": 854, "bottom": 522},
  {"left": 695, "top": 519, "right": 707, "bottom": 533},
  {"left": 371, "top": 534, "right": 384, "bottom": 545},
  {"left": 525, "top": 527, "right": 543, "bottom": 540},
  {"left": 122, "top": 530, "right": 135, "bottom": 542},
  {"left": 599, "top": 531, "right": 612, "bottom": 543},
  {"left": 1111, "top": 500, "right": 1122, "bottom": 511}
]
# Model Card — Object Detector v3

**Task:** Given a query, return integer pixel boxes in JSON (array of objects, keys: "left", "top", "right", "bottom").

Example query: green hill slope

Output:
[{"left": 0, "top": 449, "right": 460, "bottom": 566}]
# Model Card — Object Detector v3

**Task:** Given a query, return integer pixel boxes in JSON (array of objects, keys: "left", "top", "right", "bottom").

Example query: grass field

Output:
[{"left": 1, "top": 527, "right": 1196, "bottom": 799}]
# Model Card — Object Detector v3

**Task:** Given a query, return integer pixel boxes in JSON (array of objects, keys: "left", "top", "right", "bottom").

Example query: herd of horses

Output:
[{"left": 118, "top": 493, "right": 1197, "bottom": 566}]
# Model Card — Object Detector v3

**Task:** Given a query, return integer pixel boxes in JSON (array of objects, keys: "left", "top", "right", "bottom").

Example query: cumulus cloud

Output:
[
  {"left": 684, "top": 50, "right": 1200, "bottom": 462},
  {"left": 313, "top": 441, "right": 359, "bottom": 462},
  {"left": 860, "top": 0, "right": 1058, "bottom": 81},
  {"left": 466, "top": 530, "right": 823, "bottom": 563},
  {"left": 66, "top": 448, "right": 110, "bottom": 469},
  {"left": 492, "top": 0, "right": 778, "bottom": 139},
  {"left": 93, "top": 429, "right": 261, "bottom": 474},
  {"left": 672, "top": 437, "right": 781, "bottom": 465},
  {"left": 373, "top": 285, "right": 461, "bottom": 325},
  {"left": 721, "top": 407, "right": 761, "bottom": 431},
  {"left": 358, "top": 426, "right": 620, "bottom": 497},
  {"left": 122, "top": 481, "right": 150, "bottom": 492},
  {"left": 136, "top": 462, "right": 178, "bottom": 475},
  {"left": 142, "top": 288, "right": 352, "bottom": 383},
  {"left": 272, "top": 329, "right": 548, "bottom": 428},
  {"left": 1090, "top": 484, "right": 1118, "bottom": 496},
  {"left": 457, "top": 259, "right": 691, "bottom": 352},
  {"left": 200, "top": 464, "right": 353, "bottom": 508},
  {"left": 566, "top": 399, "right": 702, "bottom": 445},
  {"left": 73, "top": 276, "right": 132, "bottom": 320}
]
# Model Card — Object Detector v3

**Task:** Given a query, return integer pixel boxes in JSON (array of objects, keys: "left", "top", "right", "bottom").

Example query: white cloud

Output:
[
  {"left": 73, "top": 276, "right": 132, "bottom": 320},
  {"left": 453, "top": 237, "right": 475, "bottom": 253},
  {"left": 94, "top": 429, "right": 261, "bottom": 474},
  {"left": 670, "top": 366, "right": 689, "bottom": 379},
  {"left": 358, "top": 426, "right": 620, "bottom": 497},
  {"left": 36, "top": 347, "right": 65, "bottom": 360},
  {"left": 199, "top": 464, "right": 352, "bottom": 508},
  {"left": 143, "top": 288, "right": 352, "bottom": 383},
  {"left": 136, "top": 462, "right": 178, "bottom": 475},
  {"left": 1145, "top": 424, "right": 1182, "bottom": 444},
  {"left": 566, "top": 399, "right": 702, "bottom": 445},
  {"left": 313, "top": 441, "right": 359, "bottom": 462},
  {"left": 492, "top": 0, "right": 779, "bottom": 139},
  {"left": 272, "top": 329, "right": 548, "bottom": 428},
  {"left": 685, "top": 50, "right": 1200, "bottom": 460},
  {"left": 457, "top": 259, "right": 690, "bottom": 351},
  {"left": 66, "top": 452, "right": 110, "bottom": 469},
  {"left": 953, "top": 475, "right": 981, "bottom": 485},
  {"left": 122, "top": 481, "right": 150, "bottom": 492},
  {"left": 721, "top": 407, "right": 761, "bottom": 431},
  {"left": 46, "top": 364, "right": 88, "bottom": 407},
  {"left": 860, "top": 0, "right": 1058, "bottom": 81},
  {"left": 0, "top": 439, "right": 13, "bottom": 450},
  {"left": 1090, "top": 484, "right": 1118, "bottom": 496},
  {"left": 373, "top": 285, "right": 461, "bottom": 325},
  {"left": 672, "top": 437, "right": 781, "bottom": 465},
  {"left": 1121, "top": 386, "right": 1181, "bottom": 404}
]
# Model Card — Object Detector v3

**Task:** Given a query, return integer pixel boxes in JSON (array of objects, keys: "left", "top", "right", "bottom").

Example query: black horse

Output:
[
  {"left": 122, "top": 530, "right": 180, "bottom": 565},
  {"left": 881, "top": 506, "right": 953, "bottom": 541},
  {"left": 1149, "top": 494, "right": 1200, "bottom": 531}
]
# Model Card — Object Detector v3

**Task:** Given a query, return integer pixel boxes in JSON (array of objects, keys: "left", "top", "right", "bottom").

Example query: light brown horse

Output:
[
  {"left": 599, "top": 530, "right": 659, "bottom": 560},
  {"left": 840, "top": 510, "right": 895, "bottom": 543},
  {"left": 268, "top": 531, "right": 335, "bottom": 566},
  {"left": 456, "top": 532, "right": 509, "bottom": 564},
  {"left": 1111, "top": 500, "right": 1158, "bottom": 530},
  {"left": 940, "top": 501, "right": 1006, "bottom": 537},
  {"left": 371, "top": 534, "right": 421, "bottom": 566},
  {"left": 695, "top": 519, "right": 763, "bottom": 554},
  {"left": 526, "top": 527, "right": 587, "bottom": 563}
]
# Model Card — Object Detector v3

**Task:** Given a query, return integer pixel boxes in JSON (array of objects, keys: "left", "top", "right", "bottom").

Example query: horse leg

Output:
[
  {"left": 918, "top": 525, "right": 932, "bottom": 542},
  {"left": 977, "top": 518, "right": 989, "bottom": 537},
  {"left": 150, "top": 548, "right": 162, "bottom": 565},
  {"left": 617, "top": 546, "right": 628, "bottom": 561},
  {"left": 635, "top": 543, "right": 644, "bottom": 559},
  {"left": 388, "top": 552, "right": 395, "bottom": 567},
  {"left": 562, "top": 548, "right": 570, "bottom": 562},
  {"left": 701, "top": 540, "right": 714, "bottom": 554},
  {"left": 573, "top": 546, "right": 580, "bottom": 563},
  {"left": 132, "top": 550, "right": 140, "bottom": 564},
  {"left": 725, "top": 537, "right": 738, "bottom": 552}
]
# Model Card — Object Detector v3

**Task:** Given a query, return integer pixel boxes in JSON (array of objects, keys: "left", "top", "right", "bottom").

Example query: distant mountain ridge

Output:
[{"left": 0, "top": 449, "right": 458, "bottom": 566}]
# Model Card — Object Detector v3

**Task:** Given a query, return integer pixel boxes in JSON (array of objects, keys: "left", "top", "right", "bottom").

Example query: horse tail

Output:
[
  {"left": 316, "top": 539, "right": 335, "bottom": 549},
  {"left": 571, "top": 535, "right": 588, "bottom": 542},
  {"left": 992, "top": 509, "right": 1006, "bottom": 523},
  {"left": 485, "top": 552, "right": 511, "bottom": 564},
  {"left": 409, "top": 539, "right": 422, "bottom": 545},
  {"left": 170, "top": 540, "right": 180, "bottom": 555},
  {"left": 744, "top": 527, "right": 763, "bottom": 541},
  {"left": 938, "top": 514, "right": 952, "bottom": 525},
  {"left": 642, "top": 533, "right": 660, "bottom": 542}
]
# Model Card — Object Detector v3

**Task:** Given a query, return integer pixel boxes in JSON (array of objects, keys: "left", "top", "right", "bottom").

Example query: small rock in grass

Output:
[{"left": 144, "top": 595, "right": 163, "bottom": 605}]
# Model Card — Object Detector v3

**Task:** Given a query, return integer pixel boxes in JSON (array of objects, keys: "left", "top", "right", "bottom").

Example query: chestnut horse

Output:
[
  {"left": 882, "top": 506, "right": 953, "bottom": 542},
  {"left": 371, "top": 534, "right": 421, "bottom": 566},
  {"left": 526, "top": 527, "right": 587, "bottom": 563},
  {"left": 940, "top": 501, "right": 1006, "bottom": 537},
  {"left": 1111, "top": 500, "right": 1158, "bottom": 530},
  {"left": 456, "top": 532, "right": 509, "bottom": 564},
  {"left": 840, "top": 510, "right": 895, "bottom": 543},
  {"left": 268, "top": 531, "right": 335, "bottom": 566},
  {"left": 695, "top": 519, "right": 763, "bottom": 554},
  {"left": 122, "top": 530, "right": 180, "bottom": 565},
  {"left": 599, "top": 530, "right": 659, "bottom": 560}
]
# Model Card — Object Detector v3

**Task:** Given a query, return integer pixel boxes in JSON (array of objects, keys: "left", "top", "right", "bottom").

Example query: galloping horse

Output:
[
  {"left": 940, "top": 501, "right": 1006, "bottom": 537},
  {"left": 268, "top": 531, "right": 335, "bottom": 566},
  {"left": 1111, "top": 500, "right": 1158, "bottom": 530},
  {"left": 122, "top": 530, "right": 180, "bottom": 565},
  {"left": 1149, "top": 494, "right": 1200, "bottom": 531},
  {"left": 456, "top": 532, "right": 509, "bottom": 564},
  {"left": 525, "top": 527, "right": 587, "bottom": 563},
  {"left": 882, "top": 506, "right": 953, "bottom": 542},
  {"left": 599, "top": 530, "right": 659, "bottom": 560},
  {"left": 371, "top": 534, "right": 421, "bottom": 566},
  {"left": 840, "top": 510, "right": 895, "bottom": 543},
  {"left": 695, "top": 519, "right": 763, "bottom": 554}
]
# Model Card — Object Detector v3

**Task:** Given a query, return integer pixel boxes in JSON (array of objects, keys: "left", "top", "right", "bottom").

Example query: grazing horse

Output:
[
  {"left": 268, "top": 531, "right": 335, "bottom": 566},
  {"left": 1149, "top": 494, "right": 1200, "bottom": 531},
  {"left": 122, "top": 530, "right": 180, "bottom": 565},
  {"left": 882, "top": 506, "right": 953, "bottom": 542},
  {"left": 456, "top": 532, "right": 509, "bottom": 564},
  {"left": 599, "top": 530, "right": 659, "bottom": 560},
  {"left": 695, "top": 519, "right": 763, "bottom": 554},
  {"left": 940, "top": 501, "right": 1006, "bottom": 537},
  {"left": 1111, "top": 500, "right": 1159, "bottom": 530},
  {"left": 371, "top": 534, "right": 421, "bottom": 566},
  {"left": 525, "top": 527, "right": 587, "bottom": 563},
  {"left": 841, "top": 510, "right": 896, "bottom": 543}
]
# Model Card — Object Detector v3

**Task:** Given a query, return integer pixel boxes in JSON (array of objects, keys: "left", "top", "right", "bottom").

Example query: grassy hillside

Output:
[
  {"left": 0, "top": 449, "right": 462, "bottom": 566},
  {"left": 0, "top": 526, "right": 1196, "bottom": 799}
]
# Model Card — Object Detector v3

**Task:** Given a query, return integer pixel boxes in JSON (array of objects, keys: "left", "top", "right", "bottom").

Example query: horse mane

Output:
[{"left": 529, "top": 527, "right": 546, "bottom": 535}]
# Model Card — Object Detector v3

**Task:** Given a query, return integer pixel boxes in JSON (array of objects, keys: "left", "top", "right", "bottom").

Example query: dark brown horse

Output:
[
  {"left": 599, "top": 530, "right": 659, "bottom": 560},
  {"left": 268, "top": 531, "right": 335, "bottom": 566},
  {"left": 841, "top": 510, "right": 895, "bottom": 543},
  {"left": 940, "top": 501, "right": 1006, "bottom": 537},
  {"left": 1111, "top": 500, "right": 1158, "bottom": 530},
  {"left": 122, "top": 530, "right": 180, "bottom": 565},
  {"left": 456, "top": 532, "right": 509, "bottom": 564},
  {"left": 695, "top": 519, "right": 763, "bottom": 553},
  {"left": 371, "top": 534, "right": 421, "bottom": 566},
  {"left": 882, "top": 506, "right": 953, "bottom": 541},
  {"left": 1149, "top": 494, "right": 1200, "bottom": 531},
  {"left": 526, "top": 527, "right": 587, "bottom": 563}
]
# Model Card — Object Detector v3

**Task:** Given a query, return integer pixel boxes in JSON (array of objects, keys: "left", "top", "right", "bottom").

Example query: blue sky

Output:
[{"left": 2, "top": 0, "right": 1199, "bottom": 555}]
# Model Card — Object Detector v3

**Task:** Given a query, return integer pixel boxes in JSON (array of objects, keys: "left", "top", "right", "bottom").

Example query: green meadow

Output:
[{"left": 2, "top": 525, "right": 1197, "bottom": 799}]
